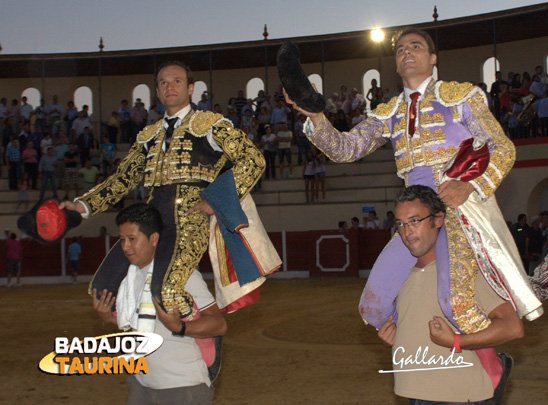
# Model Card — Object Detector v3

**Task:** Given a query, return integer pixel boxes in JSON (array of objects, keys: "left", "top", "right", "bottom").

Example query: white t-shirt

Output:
[
  {"left": 40, "top": 138, "right": 53, "bottom": 155},
  {"left": 276, "top": 130, "right": 292, "bottom": 149},
  {"left": 133, "top": 270, "right": 216, "bottom": 389},
  {"left": 262, "top": 133, "right": 278, "bottom": 152},
  {"left": 365, "top": 219, "right": 380, "bottom": 229}
]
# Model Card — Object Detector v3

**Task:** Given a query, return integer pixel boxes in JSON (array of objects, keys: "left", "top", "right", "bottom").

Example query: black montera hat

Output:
[{"left": 277, "top": 42, "right": 326, "bottom": 113}]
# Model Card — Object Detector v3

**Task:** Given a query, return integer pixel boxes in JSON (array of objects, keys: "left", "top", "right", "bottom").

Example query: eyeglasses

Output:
[{"left": 395, "top": 214, "right": 433, "bottom": 230}]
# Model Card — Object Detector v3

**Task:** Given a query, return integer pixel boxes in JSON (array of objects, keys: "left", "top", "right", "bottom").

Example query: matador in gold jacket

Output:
[
  {"left": 286, "top": 29, "right": 542, "bottom": 337},
  {"left": 306, "top": 78, "right": 542, "bottom": 335},
  {"left": 309, "top": 77, "right": 542, "bottom": 333},
  {"left": 70, "top": 100, "right": 265, "bottom": 320}
]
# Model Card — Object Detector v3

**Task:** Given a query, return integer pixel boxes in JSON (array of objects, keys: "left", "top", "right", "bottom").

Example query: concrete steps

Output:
[{"left": 0, "top": 142, "right": 402, "bottom": 233}]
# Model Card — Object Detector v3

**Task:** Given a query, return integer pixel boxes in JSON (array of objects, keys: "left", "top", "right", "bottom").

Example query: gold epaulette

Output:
[
  {"left": 189, "top": 111, "right": 226, "bottom": 137},
  {"left": 137, "top": 120, "right": 163, "bottom": 143},
  {"left": 436, "top": 81, "right": 479, "bottom": 107},
  {"left": 369, "top": 95, "right": 402, "bottom": 120}
]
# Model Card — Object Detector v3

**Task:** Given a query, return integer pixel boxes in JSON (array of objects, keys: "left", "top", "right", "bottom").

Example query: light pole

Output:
[
  {"left": 98, "top": 37, "right": 104, "bottom": 129},
  {"left": 371, "top": 29, "right": 384, "bottom": 86}
]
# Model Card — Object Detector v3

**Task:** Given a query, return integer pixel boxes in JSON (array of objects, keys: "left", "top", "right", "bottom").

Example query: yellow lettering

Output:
[
  {"left": 54, "top": 356, "right": 70, "bottom": 374},
  {"left": 133, "top": 357, "right": 149, "bottom": 374},
  {"left": 51, "top": 355, "right": 149, "bottom": 375},
  {"left": 68, "top": 357, "right": 84, "bottom": 374},
  {"left": 83, "top": 357, "right": 98, "bottom": 374},
  {"left": 119, "top": 357, "right": 133, "bottom": 374},
  {"left": 99, "top": 357, "right": 112, "bottom": 374}
]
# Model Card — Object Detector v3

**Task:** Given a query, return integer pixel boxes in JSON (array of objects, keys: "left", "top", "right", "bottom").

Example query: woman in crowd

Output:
[
  {"left": 366, "top": 78, "right": 380, "bottom": 111},
  {"left": 253, "top": 90, "right": 266, "bottom": 115},
  {"left": 510, "top": 73, "right": 522, "bottom": 95}
]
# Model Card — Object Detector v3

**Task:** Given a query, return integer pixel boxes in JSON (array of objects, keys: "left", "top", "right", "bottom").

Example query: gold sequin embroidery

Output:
[
  {"left": 213, "top": 122, "right": 265, "bottom": 199},
  {"left": 182, "top": 139, "right": 193, "bottom": 150},
  {"left": 464, "top": 92, "right": 515, "bottom": 200},
  {"left": 445, "top": 209, "right": 491, "bottom": 333},
  {"left": 189, "top": 111, "right": 224, "bottom": 137},
  {"left": 419, "top": 100, "right": 433, "bottom": 112},
  {"left": 137, "top": 120, "right": 163, "bottom": 143},
  {"left": 370, "top": 96, "right": 400, "bottom": 119},
  {"left": 162, "top": 185, "right": 210, "bottom": 320},
  {"left": 453, "top": 106, "right": 461, "bottom": 123},
  {"left": 393, "top": 118, "right": 406, "bottom": 136},
  {"left": 395, "top": 136, "right": 408, "bottom": 157},
  {"left": 79, "top": 142, "right": 146, "bottom": 215},
  {"left": 420, "top": 112, "right": 445, "bottom": 128},
  {"left": 438, "top": 81, "right": 475, "bottom": 105},
  {"left": 421, "top": 128, "right": 446, "bottom": 146}
]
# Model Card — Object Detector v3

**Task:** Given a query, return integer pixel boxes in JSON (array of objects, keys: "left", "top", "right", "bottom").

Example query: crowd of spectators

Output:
[
  {"left": 196, "top": 86, "right": 319, "bottom": 185},
  {"left": 1, "top": 95, "right": 125, "bottom": 206},
  {"left": 488, "top": 65, "right": 548, "bottom": 139},
  {"left": 509, "top": 211, "right": 548, "bottom": 275},
  {"left": 338, "top": 211, "right": 395, "bottom": 232},
  {"left": 3, "top": 62, "right": 547, "bottom": 208}
]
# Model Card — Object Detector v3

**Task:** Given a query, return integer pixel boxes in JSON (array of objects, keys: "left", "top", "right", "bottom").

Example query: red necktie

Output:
[{"left": 408, "top": 92, "right": 421, "bottom": 136}]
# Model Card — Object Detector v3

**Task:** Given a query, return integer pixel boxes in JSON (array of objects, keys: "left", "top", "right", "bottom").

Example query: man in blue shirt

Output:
[
  {"left": 100, "top": 135, "right": 117, "bottom": 176},
  {"left": 67, "top": 237, "right": 82, "bottom": 284},
  {"left": 270, "top": 99, "right": 291, "bottom": 133},
  {"left": 6, "top": 138, "right": 21, "bottom": 190},
  {"left": 118, "top": 99, "right": 131, "bottom": 143}
]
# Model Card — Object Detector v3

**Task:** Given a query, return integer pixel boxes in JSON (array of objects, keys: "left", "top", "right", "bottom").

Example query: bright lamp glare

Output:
[{"left": 371, "top": 29, "right": 384, "bottom": 42}]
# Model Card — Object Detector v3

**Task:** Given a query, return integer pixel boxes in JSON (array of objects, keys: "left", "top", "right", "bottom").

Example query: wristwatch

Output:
[{"left": 171, "top": 322, "right": 186, "bottom": 337}]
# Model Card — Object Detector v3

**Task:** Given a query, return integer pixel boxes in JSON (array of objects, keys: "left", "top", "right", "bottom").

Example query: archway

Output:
[
  {"left": 483, "top": 57, "right": 500, "bottom": 87},
  {"left": 132, "top": 84, "right": 151, "bottom": 109},
  {"left": 362, "top": 70, "right": 380, "bottom": 112},
  {"left": 21, "top": 87, "right": 40, "bottom": 110},
  {"left": 74, "top": 86, "right": 93, "bottom": 114},
  {"left": 307, "top": 74, "right": 323, "bottom": 95},
  {"left": 193, "top": 81, "right": 207, "bottom": 106},
  {"left": 527, "top": 177, "right": 548, "bottom": 217}
]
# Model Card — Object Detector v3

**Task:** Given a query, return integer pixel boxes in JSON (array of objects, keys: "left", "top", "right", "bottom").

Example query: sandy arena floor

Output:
[{"left": 2, "top": 279, "right": 546, "bottom": 404}]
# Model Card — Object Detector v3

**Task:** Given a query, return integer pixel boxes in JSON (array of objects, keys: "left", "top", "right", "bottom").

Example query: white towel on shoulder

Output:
[{"left": 116, "top": 260, "right": 156, "bottom": 332}]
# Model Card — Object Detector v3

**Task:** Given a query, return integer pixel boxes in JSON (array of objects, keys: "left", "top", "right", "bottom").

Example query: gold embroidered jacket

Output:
[
  {"left": 309, "top": 80, "right": 518, "bottom": 334},
  {"left": 77, "top": 110, "right": 265, "bottom": 215},
  {"left": 308, "top": 80, "right": 515, "bottom": 200}
]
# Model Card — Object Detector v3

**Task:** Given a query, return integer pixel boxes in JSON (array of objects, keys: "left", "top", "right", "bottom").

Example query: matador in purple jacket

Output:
[{"left": 284, "top": 27, "right": 542, "bottom": 340}]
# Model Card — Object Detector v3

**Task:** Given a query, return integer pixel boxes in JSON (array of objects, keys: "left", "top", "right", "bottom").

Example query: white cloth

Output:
[
  {"left": 135, "top": 270, "right": 216, "bottom": 389},
  {"left": 116, "top": 261, "right": 156, "bottom": 333},
  {"left": 365, "top": 219, "right": 380, "bottom": 229},
  {"left": 454, "top": 192, "right": 543, "bottom": 320},
  {"left": 209, "top": 194, "right": 281, "bottom": 310}
]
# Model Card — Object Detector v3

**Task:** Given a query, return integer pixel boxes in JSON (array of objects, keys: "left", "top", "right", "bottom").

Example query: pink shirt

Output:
[
  {"left": 22, "top": 148, "right": 37, "bottom": 164},
  {"left": 6, "top": 239, "right": 21, "bottom": 259}
]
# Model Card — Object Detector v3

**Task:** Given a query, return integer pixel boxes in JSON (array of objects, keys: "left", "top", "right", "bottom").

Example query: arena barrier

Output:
[{"left": 0, "top": 229, "right": 392, "bottom": 280}]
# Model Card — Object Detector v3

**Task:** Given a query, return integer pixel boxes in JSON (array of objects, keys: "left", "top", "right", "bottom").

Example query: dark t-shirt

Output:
[
  {"left": 511, "top": 223, "right": 530, "bottom": 255},
  {"left": 527, "top": 227, "right": 544, "bottom": 255},
  {"left": 65, "top": 151, "right": 78, "bottom": 168}
]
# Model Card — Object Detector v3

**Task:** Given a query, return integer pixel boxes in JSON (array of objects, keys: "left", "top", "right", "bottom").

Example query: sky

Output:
[{"left": 0, "top": 1, "right": 545, "bottom": 55}]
